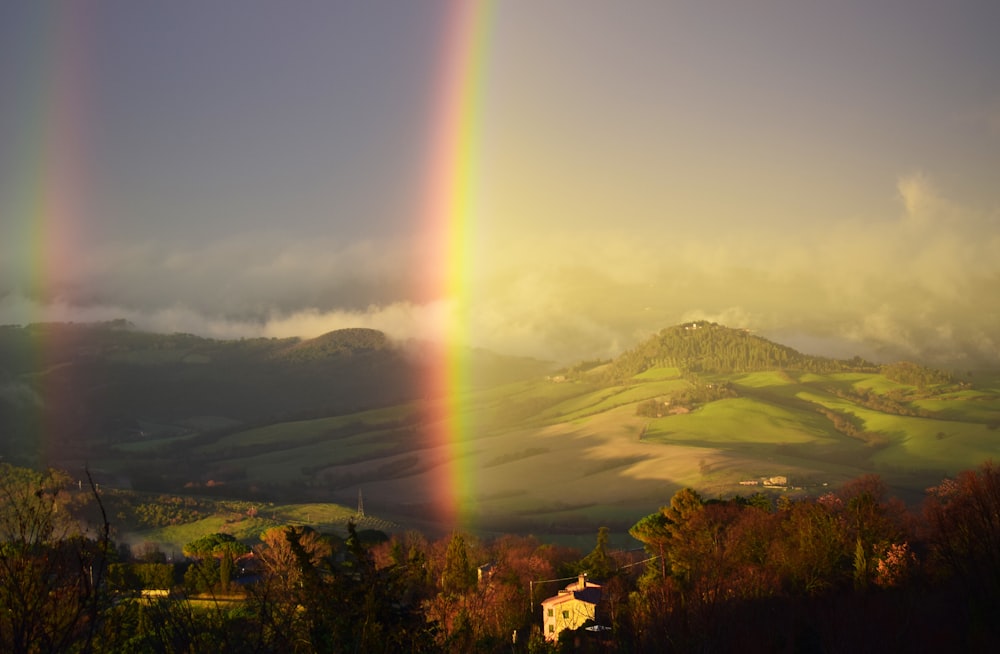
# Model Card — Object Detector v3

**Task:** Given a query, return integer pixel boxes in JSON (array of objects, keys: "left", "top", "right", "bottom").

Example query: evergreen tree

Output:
[
  {"left": 577, "top": 526, "right": 615, "bottom": 580},
  {"left": 442, "top": 533, "right": 475, "bottom": 595}
]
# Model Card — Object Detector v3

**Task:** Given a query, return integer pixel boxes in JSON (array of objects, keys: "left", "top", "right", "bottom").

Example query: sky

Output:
[{"left": 1, "top": 0, "right": 999, "bottom": 366}]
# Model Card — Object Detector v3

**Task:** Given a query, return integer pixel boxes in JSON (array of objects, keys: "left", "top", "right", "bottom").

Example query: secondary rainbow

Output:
[
  {"left": 5, "top": 4, "right": 91, "bottom": 463},
  {"left": 419, "top": 1, "right": 496, "bottom": 528}
]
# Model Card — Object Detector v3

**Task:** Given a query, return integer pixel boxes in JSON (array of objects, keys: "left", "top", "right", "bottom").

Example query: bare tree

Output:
[{"left": 0, "top": 464, "right": 110, "bottom": 654}]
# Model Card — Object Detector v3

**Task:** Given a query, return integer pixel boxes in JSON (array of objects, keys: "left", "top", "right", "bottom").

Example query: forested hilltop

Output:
[{"left": 602, "top": 321, "right": 879, "bottom": 381}]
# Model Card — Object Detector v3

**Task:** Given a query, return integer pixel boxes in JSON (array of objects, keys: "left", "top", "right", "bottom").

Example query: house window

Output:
[
  {"left": 547, "top": 608, "right": 553, "bottom": 617},
  {"left": 548, "top": 625, "right": 554, "bottom": 633},
  {"left": 562, "top": 610, "right": 569, "bottom": 619}
]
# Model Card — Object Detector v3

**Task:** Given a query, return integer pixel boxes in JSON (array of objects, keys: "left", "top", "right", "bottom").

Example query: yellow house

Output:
[{"left": 541, "top": 575, "right": 602, "bottom": 641}]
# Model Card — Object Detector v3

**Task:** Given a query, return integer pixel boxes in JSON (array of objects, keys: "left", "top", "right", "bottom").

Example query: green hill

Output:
[{"left": 2, "top": 320, "right": 997, "bottom": 540}]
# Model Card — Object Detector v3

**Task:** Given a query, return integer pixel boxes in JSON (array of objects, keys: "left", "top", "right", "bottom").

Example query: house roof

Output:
[
  {"left": 565, "top": 578, "right": 600, "bottom": 591},
  {"left": 541, "top": 586, "right": 602, "bottom": 607}
]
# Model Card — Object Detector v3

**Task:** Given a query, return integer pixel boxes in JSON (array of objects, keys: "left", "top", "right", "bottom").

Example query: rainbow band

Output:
[
  {"left": 422, "top": 1, "right": 496, "bottom": 528},
  {"left": 9, "top": 3, "right": 89, "bottom": 310},
  {"left": 6, "top": 4, "right": 91, "bottom": 464}
]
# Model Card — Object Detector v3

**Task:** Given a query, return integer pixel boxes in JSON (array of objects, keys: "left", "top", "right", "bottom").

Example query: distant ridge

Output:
[
  {"left": 0, "top": 321, "right": 552, "bottom": 468},
  {"left": 604, "top": 321, "right": 877, "bottom": 381}
]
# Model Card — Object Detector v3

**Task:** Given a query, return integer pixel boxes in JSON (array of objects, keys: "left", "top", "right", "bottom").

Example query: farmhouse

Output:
[{"left": 541, "top": 574, "right": 603, "bottom": 642}]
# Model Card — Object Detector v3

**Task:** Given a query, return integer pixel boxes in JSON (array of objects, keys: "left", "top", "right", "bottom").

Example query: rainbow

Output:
[
  {"left": 10, "top": 4, "right": 88, "bottom": 310},
  {"left": 419, "top": 1, "right": 496, "bottom": 528},
  {"left": 5, "top": 3, "right": 91, "bottom": 464}
]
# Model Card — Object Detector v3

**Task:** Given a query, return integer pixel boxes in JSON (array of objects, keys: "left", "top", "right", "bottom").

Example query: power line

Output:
[
  {"left": 619, "top": 555, "right": 660, "bottom": 570},
  {"left": 527, "top": 557, "right": 662, "bottom": 609},
  {"left": 528, "top": 573, "right": 593, "bottom": 610}
]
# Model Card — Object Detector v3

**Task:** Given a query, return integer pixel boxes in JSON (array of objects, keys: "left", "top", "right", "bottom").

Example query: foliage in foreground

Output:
[{"left": 4, "top": 461, "right": 1000, "bottom": 652}]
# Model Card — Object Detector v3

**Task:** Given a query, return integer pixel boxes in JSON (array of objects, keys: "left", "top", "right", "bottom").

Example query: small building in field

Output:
[{"left": 541, "top": 574, "right": 603, "bottom": 642}]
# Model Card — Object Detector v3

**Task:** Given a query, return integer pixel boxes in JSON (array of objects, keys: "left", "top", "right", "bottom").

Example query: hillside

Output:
[
  {"left": 2, "top": 320, "right": 997, "bottom": 541},
  {"left": 0, "top": 321, "right": 550, "bottom": 470}
]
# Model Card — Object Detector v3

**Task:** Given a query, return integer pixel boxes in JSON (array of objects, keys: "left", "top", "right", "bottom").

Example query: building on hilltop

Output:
[{"left": 540, "top": 574, "right": 603, "bottom": 641}]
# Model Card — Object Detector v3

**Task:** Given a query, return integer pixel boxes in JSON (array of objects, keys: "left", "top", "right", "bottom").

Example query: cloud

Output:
[
  {"left": 258, "top": 301, "right": 449, "bottom": 344},
  {"left": 459, "top": 175, "right": 1000, "bottom": 364},
  {"left": 2, "top": 178, "right": 999, "bottom": 367},
  {"left": 896, "top": 173, "right": 938, "bottom": 226},
  {"left": 0, "top": 292, "right": 448, "bottom": 347},
  {"left": 1, "top": 233, "right": 427, "bottom": 317}
]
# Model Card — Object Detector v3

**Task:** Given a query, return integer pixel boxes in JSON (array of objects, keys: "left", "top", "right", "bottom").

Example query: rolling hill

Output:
[
  {"left": 0, "top": 321, "right": 549, "bottom": 470},
  {"left": 3, "top": 319, "right": 999, "bottom": 541}
]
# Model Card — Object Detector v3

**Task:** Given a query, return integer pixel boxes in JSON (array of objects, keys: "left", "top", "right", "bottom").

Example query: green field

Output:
[
  {"left": 98, "top": 361, "right": 1000, "bottom": 543},
  {"left": 195, "top": 404, "right": 415, "bottom": 455},
  {"left": 644, "top": 397, "right": 831, "bottom": 445},
  {"left": 125, "top": 501, "right": 391, "bottom": 554},
  {"left": 632, "top": 366, "right": 683, "bottom": 380}
]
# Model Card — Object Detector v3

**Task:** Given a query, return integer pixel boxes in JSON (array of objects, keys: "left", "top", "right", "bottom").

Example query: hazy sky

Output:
[{"left": 2, "top": 1, "right": 999, "bottom": 365}]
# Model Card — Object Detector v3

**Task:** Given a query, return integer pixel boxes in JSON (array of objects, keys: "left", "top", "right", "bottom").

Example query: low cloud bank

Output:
[{"left": 2, "top": 176, "right": 998, "bottom": 366}]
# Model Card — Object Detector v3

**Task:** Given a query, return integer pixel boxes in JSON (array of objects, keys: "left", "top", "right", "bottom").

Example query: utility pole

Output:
[{"left": 357, "top": 489, "right": 365, "bottom": 518}]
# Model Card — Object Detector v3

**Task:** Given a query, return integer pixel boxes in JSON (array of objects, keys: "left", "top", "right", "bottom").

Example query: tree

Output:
[
  {"left": 720, "top": 505, "right": 780, "bottom": 599},
  {"left": 441, "top": 532, "right": 475, "bottom": 595},
  {"left": 663, "top": 488, "right": 704, "bottom": 529},
  {"left": 834, "top": 475, "right": 910, "bottom": 590},
  {"left": 923, "top": 461, "right": 1000, "bottom": 598},
  {"left": 180, "top": 532, "right": 249, "bottom": 597},
  {"left": 774, "top": 500, "right": 849, "bottom": 595},
  {"left": 659, "top": 488, "right": 704, "bottom": 585},
  {"left": 630, "top": 512, "right": 671, "bottom": 579},
  {"left": 255, "top": 525, "right": 333, "bottom": 597},
  {"left": 108, "top": 562, "right": 175, "bottom": 593},
  {"left": 218, "top": 550, "right": 234, "bottom": 593},
  {"left": 247, "top": 525, "right": 337, "bottom": 651},
  {"left": 576, "top": 526, "right": 615, "bottom": 580},
  {"left": 182, "top": 532, "right": 248, "bottom": 560},
  {"left": 183, "top": 558, "right": 220, "bottom": 595},
  {"left": 0, "top": 464, "right": 110, "bottom": 654}
]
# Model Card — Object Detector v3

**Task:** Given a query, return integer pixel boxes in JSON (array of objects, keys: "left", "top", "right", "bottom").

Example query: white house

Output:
[{"left": 540, "top": 574, "right": 602, "bottom": 642}]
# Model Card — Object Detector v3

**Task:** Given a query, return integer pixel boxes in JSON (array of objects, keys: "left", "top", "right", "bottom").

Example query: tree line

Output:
[
  {"left": 4, "top": 461, "right": 1000, "bottom": 652},
  {"left": 622, "top": 465, "right": 1000, "bottom": 651},
  {"left": 880, "top": 361, "right": 953, "bottom": 388}
]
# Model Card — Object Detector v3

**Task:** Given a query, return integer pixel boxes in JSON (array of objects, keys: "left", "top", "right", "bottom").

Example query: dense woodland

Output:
[{"left": 3, "top": 461, "right": 1000, "bottom": 652}]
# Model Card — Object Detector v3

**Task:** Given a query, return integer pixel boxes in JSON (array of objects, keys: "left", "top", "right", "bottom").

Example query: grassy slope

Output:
[
  {"left": 101, "top": 364, "right": 1000, "bottom": 542},
  {"left": 644, "top": 397, "right": 830, "bottom": 445},
  {"left": 126, "top": 502, "right": 393, "bottom": 554}
]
